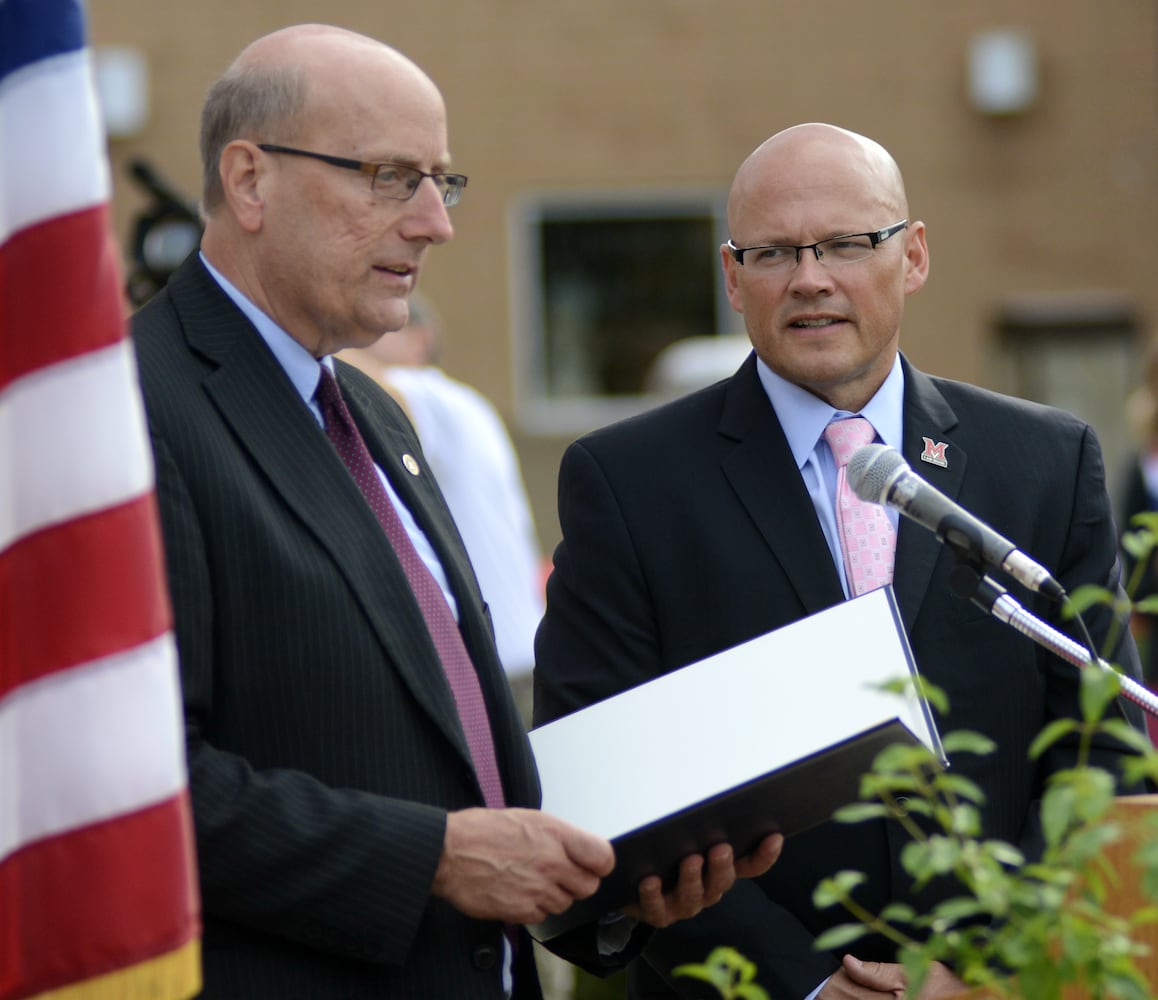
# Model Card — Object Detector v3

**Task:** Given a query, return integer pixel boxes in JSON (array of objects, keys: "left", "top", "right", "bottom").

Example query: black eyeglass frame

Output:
[
  {"left": 726, "top": 219, "right": 909, "bottom": 266},
  {"left": 256, "top": 143, "right": 468, "bottom": 206}
]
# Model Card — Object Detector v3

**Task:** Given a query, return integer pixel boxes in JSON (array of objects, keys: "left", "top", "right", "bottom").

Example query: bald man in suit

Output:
[{"left": 534, "top": 123, "right": 1147, "bottom": 1000}]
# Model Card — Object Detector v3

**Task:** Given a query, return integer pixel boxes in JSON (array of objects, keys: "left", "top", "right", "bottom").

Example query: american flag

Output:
[{"left": 0, "top": 1, "right": 201, "bottom": 997}]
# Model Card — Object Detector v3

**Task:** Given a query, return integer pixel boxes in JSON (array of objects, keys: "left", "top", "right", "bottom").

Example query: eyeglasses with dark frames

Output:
[
  {"left": 726, "top": 220, "right": 908, "bottom": 271},
  {"left": 257, "top": 143, "right": 468, "bottom": 207}
]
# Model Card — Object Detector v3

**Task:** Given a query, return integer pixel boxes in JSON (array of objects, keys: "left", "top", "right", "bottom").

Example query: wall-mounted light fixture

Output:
[
  {"left": 967, "top": 29, "right": 1038, "bottom": 116},
  {"left": 93, "top": 46, "right": 150, "bottom": 138}
]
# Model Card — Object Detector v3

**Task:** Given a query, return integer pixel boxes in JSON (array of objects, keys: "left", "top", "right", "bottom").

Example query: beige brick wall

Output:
[{"left": 91, "top": 1, "right": 1158, "bottom": 552}]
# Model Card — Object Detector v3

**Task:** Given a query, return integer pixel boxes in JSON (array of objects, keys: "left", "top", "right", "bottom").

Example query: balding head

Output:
[
  {"left": 199, "top": 25, "right": 436, "bottom": 214},
  {"left": 719, "top": 122, "right": 928, "bottom": 412},
  {"left": 727, "top": 123, "right": 908, "bottom": 239},
  {"left": 195, "top": 24, "right": 455, "bottom": 357}
]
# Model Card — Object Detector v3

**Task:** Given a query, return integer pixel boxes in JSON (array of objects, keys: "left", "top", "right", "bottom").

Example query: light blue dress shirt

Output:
[{"left": 755, "top": 354, "right": 904, "bottom": 599}]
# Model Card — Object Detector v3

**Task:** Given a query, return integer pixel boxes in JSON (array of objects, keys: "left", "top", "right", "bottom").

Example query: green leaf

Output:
[
  {"left": 939, "top": 730, "right": 997, "bottom": 756},
  {"left": 813, "top": 870, "right": 866, "bottom": 908},
  {"left": 1129, "top": 511, "right": 1158, "bottom": 532},
  {"left": 871, "top": 742, "right": 936, "bottom": 774},
  {"left": 896, "top": 796, "right": 935, "bottom": 819},
  {"left": 879, "top": 902, "right": 917, "bottom": 924},
  {"left": 930, "top": 896, "right": 988, "bottom": 924},
  {"left": 861, "top": 772, "right": 924, "bottom": 798},
  {"left": 672, "top": 946, "right": 770, "bottom": 1000},
  {"left": 813, "top": 922, "right": 870, "bottom": 951},
  {"left": 946, "top": 804, "right": 981, "bottom": 837},
  {"left": 981, "top": 839, "right": 1025, "bottom": 867},
  {"left": 833, "top": 802, "right": 891, "bottom": 824},
  {"left": 1028, "top": 717, "right": 1078, "bottom": 760},
  {"left": 670, "top": 963, "right": 712, "bottom": 986},
  {"left": 934, "top": 773, "right": 988, "bottom": 803},
  {"left": 1061, "top": 766, "right": 1116, "bottom": 823},
  {"left": 909, "top": 835, "right": 961, "bottom": 876},
  {"left": 1041, "top": 783, "right": 1079, "bottom": 846},
  {"left": 1079, "top": 665, "right": 1121, "bottom": 724},
  {"left": 1064, "top": 583, "right": 1116, "bottom": 616},
  {"left": 1100, "top": 718, "right": 1155, "bottom": 755}
]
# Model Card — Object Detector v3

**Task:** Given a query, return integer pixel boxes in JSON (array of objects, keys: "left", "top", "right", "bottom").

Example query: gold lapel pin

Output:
[{"left": 402, "top": 453, "right": 421, "bottom": 476}]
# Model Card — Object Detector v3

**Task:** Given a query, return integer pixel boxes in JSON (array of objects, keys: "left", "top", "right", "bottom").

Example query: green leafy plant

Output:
[
  {"left": 816, "top": 669, "right": 1158, "bottom": 999},
  {"left": 672, "top": 946, "right": 771, "bottom": 1000},
  {"left": 811, "top": 516, "right": 1158, "bottom": 1000}
]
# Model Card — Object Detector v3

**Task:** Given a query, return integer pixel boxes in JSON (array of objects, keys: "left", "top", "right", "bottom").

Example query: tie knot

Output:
[
  {"left": 824, "top": 416, "right": 877, "bottom": 467},
  {"left": 315, "top": 365, "right": 348, "bottom": 430},
  {"left": 315, "top": 364, "right": 339, "bottom": 404}
]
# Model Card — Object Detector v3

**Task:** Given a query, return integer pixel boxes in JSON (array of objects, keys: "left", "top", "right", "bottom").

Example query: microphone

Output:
[{"left": 846, "top": 443, "right": 1065, "bottom": 601}]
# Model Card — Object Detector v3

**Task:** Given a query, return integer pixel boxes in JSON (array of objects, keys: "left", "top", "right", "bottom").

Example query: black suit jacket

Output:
[
  {"left": 534, "top": 352, "right": 1145, "bottom": 1000},
  {"left": 133, "top": 255, "right": 543, "bottom": 999}
]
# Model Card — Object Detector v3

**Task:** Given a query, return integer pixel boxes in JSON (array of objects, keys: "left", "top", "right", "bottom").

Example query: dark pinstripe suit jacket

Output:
[
  {"left": 133, "top": 255, "right": 543, "bottom": 999},
  {"left": 534, "top": 352, "right": 1147, "bottom": 1000}
]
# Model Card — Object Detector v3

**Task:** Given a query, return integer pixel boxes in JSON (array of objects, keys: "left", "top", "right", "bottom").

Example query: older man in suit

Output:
[
  {"left": 132, "top": 24, "right": 781, "bottom": 1000},
  {"left": 534, "top": 123, "right": 1147, "bottom": 1000}
]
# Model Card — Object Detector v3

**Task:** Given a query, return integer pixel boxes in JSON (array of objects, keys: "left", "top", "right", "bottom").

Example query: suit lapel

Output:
[
  {"left": 166, "top": 260, "right": 473, "bottom": 767},
  {"left": 894, "top": 357, "right": 965, "bottom": 633},
  {"left": 719, "top": 357, "right": 845, "bottom": 613}
]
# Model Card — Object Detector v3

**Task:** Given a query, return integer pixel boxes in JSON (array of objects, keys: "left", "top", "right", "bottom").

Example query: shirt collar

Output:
[
  {"left": 200, "top": 252, "right": 332, "bottom": 409},
  {"left": 755, "top": 353, "right": 905, "bottom": 468}
]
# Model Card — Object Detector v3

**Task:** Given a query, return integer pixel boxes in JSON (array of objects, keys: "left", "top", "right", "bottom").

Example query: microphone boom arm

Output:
[{"left": 952, "top": 562, "right": 1158, "bottom": 720}]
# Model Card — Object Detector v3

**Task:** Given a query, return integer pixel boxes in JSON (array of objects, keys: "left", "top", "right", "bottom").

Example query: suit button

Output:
[{"left": 472, "top": 945, "right": 499, "bottom": 971}]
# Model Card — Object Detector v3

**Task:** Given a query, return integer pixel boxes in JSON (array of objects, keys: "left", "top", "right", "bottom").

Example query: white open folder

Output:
[{"left": 529, "top": 585, "right": 944, "bottom": 940}]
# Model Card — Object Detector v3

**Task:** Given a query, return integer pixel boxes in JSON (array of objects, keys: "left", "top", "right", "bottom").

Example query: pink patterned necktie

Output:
[
  {"left": 823, "top": 417, "right": 897, "bottom": 597},
  {"left": 316, "top": 366, "right": 506, "bottom": 809}
]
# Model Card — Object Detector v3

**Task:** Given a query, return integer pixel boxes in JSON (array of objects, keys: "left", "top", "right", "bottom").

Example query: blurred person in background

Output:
[
  {"left": 341, "top": 292, "right": 545, "bottom": 724},
  {"left": 1118, "top": 336, "right": 1158, "bottom": 690}
]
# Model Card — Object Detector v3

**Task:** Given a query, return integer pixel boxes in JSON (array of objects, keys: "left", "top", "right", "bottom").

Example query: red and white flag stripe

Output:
[{"left": 0, "top": 2, "right": 201, "bottom": 998}]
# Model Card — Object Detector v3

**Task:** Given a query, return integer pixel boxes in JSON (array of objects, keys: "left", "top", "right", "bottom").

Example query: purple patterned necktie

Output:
[
  {"left": 316, "top": 366, "right": 506, "bottom": 808},
  {"left": 823, "top": 416, "right": 897, "bottom": 597}
]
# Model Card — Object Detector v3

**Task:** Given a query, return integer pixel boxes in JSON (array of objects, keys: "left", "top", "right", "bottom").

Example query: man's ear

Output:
[
  {"left": 903, "top": 220, "right": 930, "bottom": 296},
  {"left": 720, "top": 243, "right": 744, "bottom": 315},
  {"left": 218, "top": 140, "right": 265, "bottom": 233}
]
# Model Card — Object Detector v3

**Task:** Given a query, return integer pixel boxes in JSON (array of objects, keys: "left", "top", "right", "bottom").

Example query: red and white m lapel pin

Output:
[{"left": 920, "top": 437, "right": 949, "bottom": 468}]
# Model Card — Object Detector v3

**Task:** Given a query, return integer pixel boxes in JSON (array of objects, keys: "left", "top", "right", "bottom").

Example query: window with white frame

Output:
[{"left": 509, "top": 191, "right": 743, "bottom": 434}]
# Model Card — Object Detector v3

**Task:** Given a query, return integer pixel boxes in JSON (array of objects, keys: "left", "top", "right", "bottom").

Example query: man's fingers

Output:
[
  {"left": 434, "top": 808, "right": 614, "bottom": 924},
  {"left": 553, "top": 864, "right": 604, "bottom": 902},
  {"left": 559, "top": 819, "right": 616, "bottom": 878},
  {"left": 632, "top": 873, "right": 668, "bottom": 925},
  {"left": 841, "top": 955, "right": 906, "bottom": 992},
  {"left": 700, "top": 843, "right": 736, "bottom": 906},
  {"left": 734, "top": 832, "right": 784, "bottom": 879}
]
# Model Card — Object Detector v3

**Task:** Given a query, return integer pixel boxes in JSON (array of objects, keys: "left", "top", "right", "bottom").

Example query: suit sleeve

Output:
[
  {"left": 534, "top": 440, "right": 670, "bottom": 726},
  {"left": 150, "top": 430, "right": 448, "bottom": 965}
]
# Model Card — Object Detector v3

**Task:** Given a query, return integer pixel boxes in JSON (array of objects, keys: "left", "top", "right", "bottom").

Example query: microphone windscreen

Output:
[{"left": 847, "top": 443, "right": 906, "bottom": 503}]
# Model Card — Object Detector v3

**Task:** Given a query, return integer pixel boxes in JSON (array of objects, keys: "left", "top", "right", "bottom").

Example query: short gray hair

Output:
[{"left": 199, "top": 62, "right": 305, "bottom": 214}]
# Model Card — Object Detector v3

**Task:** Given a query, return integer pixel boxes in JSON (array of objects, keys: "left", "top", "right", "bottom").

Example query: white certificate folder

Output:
[{"left": 529, "top": 585, "right": 943, "bottom": 940}]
